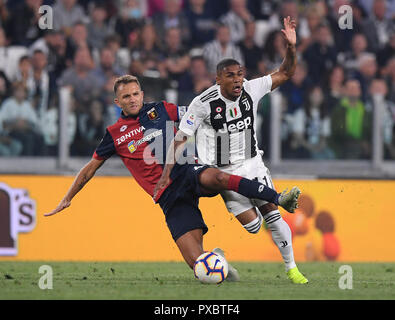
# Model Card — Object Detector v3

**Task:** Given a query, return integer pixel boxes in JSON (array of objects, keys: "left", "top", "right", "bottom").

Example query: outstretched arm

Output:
[
  {"left": 270, "top": 16, "right": 297, "bottom": 91},
  {"left": 153, "top": 130, "right": 189, "bottom": 200},
  {"left": 44, "top": 158, "right": 105, "bottom": 216}
]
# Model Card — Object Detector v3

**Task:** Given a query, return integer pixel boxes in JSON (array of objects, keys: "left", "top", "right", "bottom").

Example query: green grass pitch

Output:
[{"left": 0, "top": 262, "right": 394, "bottom": 300}]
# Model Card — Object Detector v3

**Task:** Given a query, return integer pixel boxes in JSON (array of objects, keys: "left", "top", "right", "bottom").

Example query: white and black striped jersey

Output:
[{"left": 179, "top": 75, "right": 272, "bottom": 166}]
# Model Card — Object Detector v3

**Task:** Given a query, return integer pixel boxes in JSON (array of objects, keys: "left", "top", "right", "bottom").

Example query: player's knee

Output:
[{"left": 242, "top": 212, "right": 263, "bottom": 234}]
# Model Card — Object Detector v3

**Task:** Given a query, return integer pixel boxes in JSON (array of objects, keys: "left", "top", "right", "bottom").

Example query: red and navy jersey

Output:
[{"left": 93, "top": 101, "right": 188, "bottom": 201}]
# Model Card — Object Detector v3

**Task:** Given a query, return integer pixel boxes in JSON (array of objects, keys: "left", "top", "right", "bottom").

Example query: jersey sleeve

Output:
[
  {"left": 163, "top": 101, "right": 179, "bottom": 121},
  {"left": 246, "top": 75, "right": 272, "bottom": 101},
  {"left": 178, "top": 96, "right": 208, "bottom": 136},
  {"left": 163, "top": 101, "right": 188, "bottom": 122},
  {"left": 93, "top": 129, "right": 116, "bottom": 160}
]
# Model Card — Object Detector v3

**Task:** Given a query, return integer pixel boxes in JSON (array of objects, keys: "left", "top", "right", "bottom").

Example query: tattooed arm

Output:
[
  {"left": 44, "top": 158, "right": 105, "bottom": 216},
  {"left": 270, "top": 16, "right": 297, "bottom": 90}
]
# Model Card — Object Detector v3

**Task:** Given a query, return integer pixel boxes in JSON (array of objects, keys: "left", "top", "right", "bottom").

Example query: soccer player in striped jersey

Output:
[
  {"left": 45, "top": 75, "right": 300, "bottom": 281},
  {"left": 156, "top": 17, "right": 308, "bottom": 284}
]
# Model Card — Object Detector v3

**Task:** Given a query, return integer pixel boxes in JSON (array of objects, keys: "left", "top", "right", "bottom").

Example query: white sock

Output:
[{"left": 263, "top": 210, "right": 296, "bottom": 272}]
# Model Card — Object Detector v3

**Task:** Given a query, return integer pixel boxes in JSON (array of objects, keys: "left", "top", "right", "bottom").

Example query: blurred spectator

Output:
[
  {"left": 0, "top": 0, "right": 393, "bottom": 160},
  {"left": 262, "top": 30, "right": 286, "bottom": 72},
  {"left": 30, "top": 30, "right": 59, "bottom": 57},
  {"left": 14, "top": 55, "right": 32, "bottom": 85},
  {"left": 0, "top": 131, "right": 22, "bottom": 156},
  {"left": 352, "top": 53, "right": 378, "bottom": 102},
  {"left": 153, "top": 0, "right": 190, "bottom": 46},
  {"left": 290, "top": 86, "right": 334, "bottom": 159},
  {"left": 326, "top": 0, "right": 355, "bottom": 53},
  {"left": 53, "top": 0, "right": 88, "bottom": 37},
  {"left": 202, "top": 24, "right": 244, "bottom": 75},
  {"left": 147, "top": 0, "right": 167, "bottom": 17},
  {"left": 205, "top": 0, "right": 229, "bottom": 19},
  {"left": 324, "top": 65, "right": 345, "bottom": 114},
  {"left": 177, "top": 55, "right": 213, "bottom": 105},
  {"left": 86, "top": 2, "right": 112, "bottom": 50},
  {"left": 40, "top": 91, "right": 76, "bottom": 156},
  {"left": 74, "top": 99, "right": 106, "bottom": 156},
  {"left": 114, "top": 0, "right": 145, "bottom": 47},
  {"left": 338, "top": 33, "right": 369, "bottom": 74},
  {"left": 303, "top": 23, "right": 337, "bottom": 85},
  {"left": 377, "top": 32, "right": 395, "bottom": 69},
  {"left": 0, "top": 70, "right": 10, "bottom": 102},
  {"left": 5, "top": 0, "right": 44, "bottom": 46},
  {"left": 279, "top": 62, "right": 311, "bottom": 115},
  {"left": 92, "top": 47, "right": 125, "bottom": 88},
  {"left": 26, "top": 49, "right": 52, "bottom": 116},
  {"left": 0, "top": 81, "right": 44, "bottom": 155},
  {"left": 361, "top": 0, "right": 394, "bottom": 53},
  {"left": 220, "top": 0, "right": 253, "bottom": 44},
  {"left": 366, "top": 79, "right": 395, "bottom": 159},
  {"left": 0, "top": 26, "right": 29, "bottom": 82},
  {"left": 280, "top": 62, "right": 312, "bottom": 158},
  {"left": 129, "top": 23, "right": 163, "bottom": 77},
  {"left": 330, "top": 79, "right": 372, "bottom": 159},
  {"left": 0, "top": 0, "right": 9, "bottom": 27},
  {"left": 237, "top": 20, "right": 262, "bottom": 78},
  {"left": 100, "top": 75, "right": 121, "bottom": 128},
  {"left": 185, "top": 0, "right": 216, "bottom": 47},
  {"left": 297, "top": 3, "right": 326, "bottom": 53},
  {"left": 104, "top": 35, "right": 130, "bottom": 72},
  {"left": 65, "top": 22, "right": 91, "bottom": 64},
  {"left": 30, "top": 31, "right": 68, "bottom": 78},
  {"left": 359, "top": 0, "right": 395, "bottom": 18},
  {"left": 276, "top": 0, "right": 310, "bottom": 47},
  {"left": 58, "top": 47, "right": 101, "bottom": 109},
  {"left": 248, "top": 0, "right": 279, "bottom": 21},
  {"left": 159, "top": 27, "right": 191, "bottom": 84},
  {"left": 46, "top": 31, "right": 68, "bottom": 79},
  {"left": 384, "top": 57, "right": 395, "bottom": 103}
]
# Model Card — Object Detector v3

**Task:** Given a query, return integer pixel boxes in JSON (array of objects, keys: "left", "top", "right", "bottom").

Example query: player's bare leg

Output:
[
  {"left": 175, "top": 229, "right": 239, "bottom": 282},
  {"left": 175, "top": 228, "right": 204, "bottom": 269}
]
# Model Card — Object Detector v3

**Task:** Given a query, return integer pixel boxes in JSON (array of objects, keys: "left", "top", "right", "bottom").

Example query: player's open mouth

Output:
[{"left": 232, "top": 86, "right": 242, "bottom": 94}]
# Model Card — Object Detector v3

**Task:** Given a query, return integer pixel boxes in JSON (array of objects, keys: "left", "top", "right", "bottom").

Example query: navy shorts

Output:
[{"left": 158, "top": 164, "right": 211, "bottom": 241}]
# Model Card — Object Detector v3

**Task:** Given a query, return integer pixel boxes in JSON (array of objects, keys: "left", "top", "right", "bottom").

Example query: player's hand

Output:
[
  {"left": 281, "top": 16, "right": 297, "bottom": 46},
  {"left": 153, "top": 175, "right": 170, "bottom": 201},
  {"left": 44, "top": 198, "right": 71, "bottom": 217}
]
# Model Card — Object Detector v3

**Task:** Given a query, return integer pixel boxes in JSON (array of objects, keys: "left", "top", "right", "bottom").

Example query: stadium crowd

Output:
[{"left": 0, "top": 0, "right": 394, "bottom": 160}]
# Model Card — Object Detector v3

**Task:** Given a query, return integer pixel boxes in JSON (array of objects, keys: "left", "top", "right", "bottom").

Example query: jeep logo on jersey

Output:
[
  {"left": 0, "top": 183, "right": 36, "bottom": 256},
  {"left": 218, "top": 116, "right": 252, "bottom": 134}
]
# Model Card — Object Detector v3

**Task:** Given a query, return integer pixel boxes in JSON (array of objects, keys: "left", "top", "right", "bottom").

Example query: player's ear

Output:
[
  {"left": 216, "top": 73, "right": 221, "bottom": 85},
  {"left": 114, "top": 98, "right": 120, "bottom": 107}
]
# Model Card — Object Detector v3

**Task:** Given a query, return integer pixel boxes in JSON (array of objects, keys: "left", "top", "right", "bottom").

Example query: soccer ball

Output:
[{"left": 193, "top": 251, "right": 229, "bottom": 284}]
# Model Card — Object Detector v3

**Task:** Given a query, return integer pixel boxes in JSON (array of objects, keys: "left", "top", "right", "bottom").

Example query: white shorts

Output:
[{"left": 219, "top": 154, "right": 276, "bottom": 216}]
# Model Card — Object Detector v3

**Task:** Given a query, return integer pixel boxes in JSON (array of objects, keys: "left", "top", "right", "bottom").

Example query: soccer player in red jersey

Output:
[{"left": 45, "top": 75, "right": 299, "bottom": 280}]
